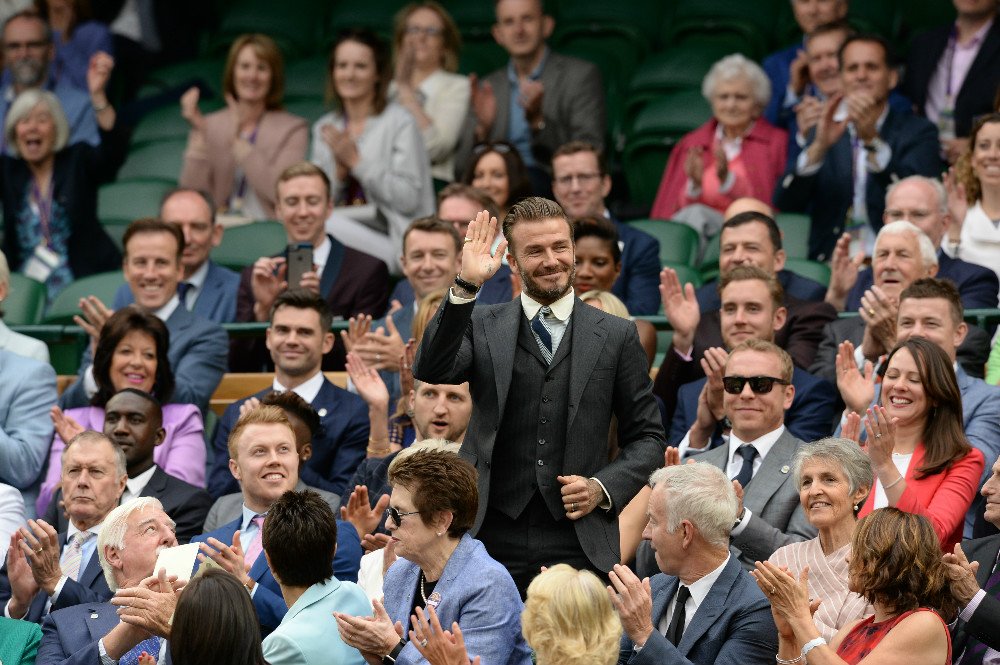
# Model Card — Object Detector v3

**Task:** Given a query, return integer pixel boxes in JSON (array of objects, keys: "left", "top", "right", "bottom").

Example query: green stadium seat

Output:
[
  {"left": 205, "top": 0, "right": 326, "bottom": 58},
  {"left": 775, "top": 212, "right": 812, "bottom": 260},
  {"left": 211, "top": 221, "right": 287, "bottom": 271},
  {"left": 621, "top": 135, "right": 673, "bottom": 208},
  {"left": 44, "top": 272, "right": 126, "bottom": 324},
  {"left": 324, "top": 0, "right": 408, "bottom": 48},
  {"left": 284, "top": 57, "right": 329, "bottom": 99},
  {"left": 551, "top": 0, "right": 666, "bottom": 44},
  {"left": 137, "top": 58, "right": 225, "bottom": 99},
  {"left": 440, "top": 0, "right": 495, "bottom": 38},
  {"left": 5, "top": 273, "right": 46, "bottom": 325},
  {"left": 901, "top": 1, "right": 956, "bottom": 53},
  {"left": 784, "top": 258, "right": 831, "bottom": 287},
  {"left": 117, "top": 139, "right": 186, "bottom": 184},
  {"left": 627, "top": 219, "right": 700, "bottom": 266},
  {"left": 625, "top": 39, "right": 732, "bottom": 124},
  {"left": 98, "top": 180, "right": 176, "bottom": 227},
  {"left": 284, "top": 96, "right": 329, "bottom": 125},
  {"left": 457, "top": 39, "right": 508, "bottom": 76},
  {"left": 627, "top": 90, "right": 711, "bottom": 142},
  {"left": 663, "top": 262, "right": 704, "bottom": 288},
  {"left": 700, "top": 234, "right": 721, "bottom": 274},
  {"left": 662, "top": 0, "right": 779, "bottom": 58},
  {"left": 848, "top": 0, "right": 900, "bottom": 40}
]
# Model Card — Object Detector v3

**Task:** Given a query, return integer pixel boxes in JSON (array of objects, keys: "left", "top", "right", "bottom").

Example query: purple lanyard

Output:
[
  {"left": 234, "top": 122, "right": 260, "bottom": 200},
  {"left": 31, "top": 177, "right": 54, "bottom": 245}
]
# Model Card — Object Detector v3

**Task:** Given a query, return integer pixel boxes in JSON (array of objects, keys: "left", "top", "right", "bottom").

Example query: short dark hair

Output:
[
  {"left": 501, "top": 196, "right": 571, "bottom": 254},
  {"left": 552, "top": 140, "right": 606, "bottom": 176},
  {"left": 403, "top": 216, "right": 462, "bottom": 255},
  {"left": 899, "top": 277, "right": 964, "bottom": 325},
  {"left": 161, "top": 187, "right": 217, "bottom": 224},
  {"left": 270, "top": 288, "right": 333, "bottom": 333},
  {"left": 717, "top": 265, "right": 784, "bottom": 308},
  {"left": 92, "top": 306, "right": 174, "bottom": 406},
  {"left": 721, "top": 211, "right": 783, "bottom": 251},
  {"left": 261, "top": 390, "right": 320, "bottom": 439},
  {"left": 572, "top": 216, "right": 621, "bottom": 264},
  {"left": 838, "top": 32, "right": 896, "bottom": 69},
  {"left": 108, "top": 387, "right": 163, "bottom": 428},
  {"left": 804, "top": 19, "right": 854, "bottom": 48},
  {"left": 2, "top": 10, "right": 51, "bottom": 44},
  {"left": 436, "top": 183, "right": 500, "bottom": 221},
  {"left": 262, "top": 490, "right": 337, "bottom": 587},
  {"left": 122, "top": 218, "right": 185, "bottom": 262},
  {"left": 387, "top": 449, "right": 478, "bottom": 538},
  {"left": 462, "top": 141, "right": 532, "bottom": 210}
]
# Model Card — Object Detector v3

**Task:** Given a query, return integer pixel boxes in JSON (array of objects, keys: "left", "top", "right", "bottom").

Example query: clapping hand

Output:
[
  {"left": 659, "top": 267, "right": 700, "bottom": 353},
  {"left": 410, "top": 606, "right": 480, "bottom": 665},
  {"left": 459, "top": 211, "right": 507, "bottom": 289},
  {"left": 835, "top": 340, "right": 874, "bottom": 414},
  {"left": 180, "top": 86, "right": 205, "bottom": 132},
  {"left": 339, "top": 484, "right": 390, "bottom": 538},
  {"left": 50, "top": 406, "right": 85, "bottom": 443}
]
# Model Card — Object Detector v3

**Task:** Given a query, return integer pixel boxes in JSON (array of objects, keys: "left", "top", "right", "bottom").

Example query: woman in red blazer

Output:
[{"left": 857, "top": 338, "right": 984, "bottom": 552}]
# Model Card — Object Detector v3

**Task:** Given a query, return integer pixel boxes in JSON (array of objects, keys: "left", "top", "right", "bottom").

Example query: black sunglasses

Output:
[
  {"left": 385, "top": 506, "right": 421, "bottom": 527},
  {"left": 722, "top": 376, "right": 790, "bottom": 395}
]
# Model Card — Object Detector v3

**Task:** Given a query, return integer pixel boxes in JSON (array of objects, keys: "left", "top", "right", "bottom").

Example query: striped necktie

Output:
[
  {"left": 243, "top": 514, "right": 266, "bottom": 567},
  {"left": 531, "top": 306, "right": 553, "bottom": 363},
  {"left": 61, "top": 531, "right": 91, "bottom": 581}
]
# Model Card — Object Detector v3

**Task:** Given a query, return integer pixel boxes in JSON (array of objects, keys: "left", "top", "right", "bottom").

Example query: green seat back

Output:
[
  {"left": 117, "top": 139, "right": 187, "bottom": 184},
  {"left": 284, "top": 57, "right": 329, "bottom": 99},
  {"left": 784, "top": 258, "right": 831, "bottom": 287},
  {"left": 98, "top": 180, "right": 176, "bottom": 226},
  {"left": 627, "top": 220, "right": 700, "bottom": 266},
  {"left": 44, "top": 272, "right": 126, "bottom": 324},
  {"left": 211, "top": 221, "right": 287, "bottom": 271},
  {"left": 775, "top": 212, "right": 812, "bottom": 260},
  {"left": 621, "top": 136, "right": 674, "bottom": 208},
  {"left": 5, "top": 273, "right": 46, "bottom": 325},
  {"left": 662, "top": 262, "right": 703, "bottom": 287}
]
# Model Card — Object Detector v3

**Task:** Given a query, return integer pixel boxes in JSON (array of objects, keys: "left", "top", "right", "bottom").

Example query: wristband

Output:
[
  {"left": 382, "top": 640, "right": 405, "bottom": 665},
  {"left": 732, "top": 506, "right": 746, "bottom": 530},
  {"left": 801, "top": 636, "right": 826, "bottom": 659},
  {"left": 454, "top": 274, "right": 481, "bottom": 295}
]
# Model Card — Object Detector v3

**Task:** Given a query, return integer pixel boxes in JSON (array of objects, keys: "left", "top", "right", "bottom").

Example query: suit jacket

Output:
[
  {"left": 113, "top": 260, "right": 241, "bottom": 324},
  {"left": 203, "top": 480, "right": 341, "bottom": 532},
  {"left": 763, "top": 43, "right": 801, "bottom": 130},
  {"left": 231, "top": 234, "right": 390, "bottom": 371},
  {"left": 36, "top": 600, "right": 171, "bottom": 665},
  {"left": 669, "top": 367, "right": 837, "bottom": 446},
  {"left": 611, "top": 218, "right": 662, "bottom": 316},
  {"left": 0, "top": 615, "right": 41, "bottom": 665},
  {"left": 844, "top": 252, "right": 1000, "bottom": 311},
  {"left": 0, "top": 320, "right": 49, "bottom": 363},
  {"left": 483, "top": 50, "right": 606, "bottom": 168},
  {"left": 43, "top": 466, "right": 211, "bottom": 544},
  {"left": 696, "top": 270, "right": 828, "bottom": 312},
  {"left": 193, "top": 515, "right": 362, "bottom": 635},
  {"left": 261, "top": 577, "right": 369, "bottom": 665},
  {"left": 952, "top": 534, "right": 1000, "bottom": 658},
  {"left": 809, "top": 315, "right": 991, "bottom": 385},
  {"left": 414, "top": 296, "right": 665, "bottom": 572},
  {"left": 0, "top": 532, "right": 112, "bottom": 624},
  {"left": 208, "top": 377, "right": 369, "bottom": 498},
  {"left": 62, "top": 304, "right": 229, "bottom": 414},
  {"left": 773, "top": 109, "right": 943, "bottom": 261},
  {"left": 0, "top": 350, "right": 56, "bottom": 490},
  {"left": 693, "top": 429, "right": 818, "bottom": 569},
  {"left": 383, "top": 534, "right": 532, "bottom": 665},
  {"left": 618, "top": 555, "right": 778, "bottom": 665},
  {"left": 180, "top": 108, "right": 309, "bottom": 219},
  {"left": 902, "top": 20, "right": 1000, "bottom": 139}
]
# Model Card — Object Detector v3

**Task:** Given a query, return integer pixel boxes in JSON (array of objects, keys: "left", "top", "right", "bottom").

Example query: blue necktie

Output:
[
  {"left": 733, "top": 444, "right": 758, "bottom": 490},
  {"left": 531, "top": 306, "right": 553, "bottom": 363},
  {"left": 120, "top": 636, "right": 160, "bottom": 665},
  {"left": 176, "top": 281, "right": 193, "bottom": 309}
]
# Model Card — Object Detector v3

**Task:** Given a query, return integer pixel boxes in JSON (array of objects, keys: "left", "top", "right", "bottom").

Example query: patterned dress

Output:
[{"left": 836, "top": 608, "right": 951, "bottom": 664}]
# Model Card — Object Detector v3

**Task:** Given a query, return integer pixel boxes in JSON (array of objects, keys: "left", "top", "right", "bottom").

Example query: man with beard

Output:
[{"left": 414, "top": 197, "right": 665, "bottom": 596}]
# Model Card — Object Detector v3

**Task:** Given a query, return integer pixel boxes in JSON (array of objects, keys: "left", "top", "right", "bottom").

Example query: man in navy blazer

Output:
[
  {"left": 774, "top": 34, "right": 944, "bottom": 262},
  {"left": 209, "top": 290, "right": 368, "bottom": 500},
  {"left": 551, "top": 141, "right": 661, "bottom": 315},
  {"left": 63, "top": 219, "right": 229, "bottom": 413},
  {"left": 112, "top": 189, "right": 240, "bottom": 323},
  {"left": 611, "top": 462, "right": 778, "bottom": 665}
]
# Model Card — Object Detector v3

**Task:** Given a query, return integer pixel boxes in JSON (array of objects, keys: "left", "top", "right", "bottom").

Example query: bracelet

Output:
[
  {"left": 801, "top": 636, "right": 826, "bottom": 659},
  {"left": 776, "top": 655, "right": 804, "bottom": 664},
  {"left": 367, "top": 446, "right": 391, "bottom": 456},
  {"left": 883, "top": 474, "right": 904, "bottom": 490},
  {"left": 382, "top": 640, "right": 405, "bottom": 665}
]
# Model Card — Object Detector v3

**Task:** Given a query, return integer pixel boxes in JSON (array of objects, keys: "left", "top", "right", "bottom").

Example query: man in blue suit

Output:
[
  {"left": 112, "top": 188, "right": 241, "bottom": 323},
  {"left": 62, "top": 219, "right": 229, "bottom": 414},
  {"left": 209, "top": 289, "right": 368, "bottom": 500},
  {"left": 610, "top": 462, "right": 778, "bottom": 665},
  {"left": 551, "top": 141, "right": 661, "bottom": 315},
  {"left": 195, "top": 405, "right": 362, "bottom": 636},
  {"left": 0, "top": 349, "right": 56, "bottom": 493}
]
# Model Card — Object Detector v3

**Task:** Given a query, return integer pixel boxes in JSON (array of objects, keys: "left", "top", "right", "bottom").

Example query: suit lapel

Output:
[
  {"left": 678, "top": 559, "right": 739, "bottom": 653},
  {"left": 320, "top": 234, "right": 345, "bottom": 298},
  {"left": 140, "top": 466, "right": 167, "bottom": 499},
  {"left": 566, "top": 301, "right": 609, "bottom": 431},
  {"left": 974, "top": 535, "right": 1000, "bottom": 588},
  {"left": 87, "top": 603, "right": 121, "bottom": 641},
  {"left": 484, "top": 300, "right": 523, "bottom": 418},
  {"left": 743, "top": 431, "right": 797, "bottom": 514},
  {"left": 651, "top": 576, "right": 679, "bottom": 636},
  {"left": 193, "top": 264, "right": 222, "bottom": 319}
]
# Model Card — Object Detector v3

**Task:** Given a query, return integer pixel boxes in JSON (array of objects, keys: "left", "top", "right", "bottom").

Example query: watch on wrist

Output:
[
  {"left": 733, "top": 506, "right": 746, "bottom": 530},
  {"left": 454, "top": 274, "right": 481, "bottom": 295},
  {"left": 382, "top": 640, "right": 406, "bottom": 665}
]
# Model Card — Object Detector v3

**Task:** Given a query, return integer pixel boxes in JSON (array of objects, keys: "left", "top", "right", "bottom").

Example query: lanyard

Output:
[
  {"left": 31, "top": 177, "right": 54, "bottom": 245},
  {"left": 233, "top": 121, "right": 260, "bottom": 202}
]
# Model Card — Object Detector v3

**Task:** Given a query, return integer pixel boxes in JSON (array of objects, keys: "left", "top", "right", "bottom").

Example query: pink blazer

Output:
[
  {"left": 650, "top": 118, "right": 788, "bottom": 219},
  {"left": 858, "top": 443, "right": 984, "bottom": 552},
  {"left": 180, "top": 108, "right": 309, "bottom": 218}
]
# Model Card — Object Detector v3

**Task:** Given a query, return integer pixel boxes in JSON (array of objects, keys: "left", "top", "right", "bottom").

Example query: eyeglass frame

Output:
[
  {"left": 553, "top": 172, "right": 603, "bottom": 188},
  {"left": 385, "top": 506, "right": 421, "bottom": 527},
  {"left": 721, "top": 375, "right": 791, "bottom": 395}
]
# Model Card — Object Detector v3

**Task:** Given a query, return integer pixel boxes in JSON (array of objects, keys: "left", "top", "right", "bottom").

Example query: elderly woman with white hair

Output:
[
  {"left": 650, "top": 53, "right": 788, "bottom": 242},
  {"left": 768, "top": 438, "right": 875, "bottom": 641},
  {"left": 0, "top": 54, "right": 124, "bottom": 303}
]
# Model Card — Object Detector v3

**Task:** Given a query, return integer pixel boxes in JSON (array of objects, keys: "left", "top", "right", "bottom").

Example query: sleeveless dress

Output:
[{"left": 836, "top": 608, "right": 952, "bottom": 664}]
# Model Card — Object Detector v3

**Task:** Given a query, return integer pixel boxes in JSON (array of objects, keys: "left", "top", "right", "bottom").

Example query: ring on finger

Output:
[
  {"left": 874, "top": 433, "right": 881, "bottom": 439},
  {"left": 770, "top": 585, "right": 777, "bottom": 595},
  {"left": 571, "top": 502, "right": 577, "bottom": 512},
  {"left": 867, "top": 307, "right": 876, "bottom": 316},
  {"left": 420, "top": 639, "right": 428, "bottom": 648}
]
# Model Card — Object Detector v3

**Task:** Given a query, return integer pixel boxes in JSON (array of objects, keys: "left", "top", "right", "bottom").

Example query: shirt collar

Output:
[
  {"left": 520, "top": 287, "right": 575, "bottom": 322},
  {"left": 185, "top": 260, "right": 210, "bottom": 291},
  {"left": 151, "top": 294, "right": 180, "bottom": 321},
  {"left": 67, "top": 517, "right": 104, "bottom": 542},
  {"left": 125, "top": 465, "right": 158, "bottom": 498},
  {"left": 240, "top": 503, "right": 265, "bottom": 532},
  {"left": 956, "top": 18, "right": 994, "bottom": 47},
  {"left": 506, "top": 45, "right": 550, "bottom": 83},
  {"left": 274, "top": 370, "right": 325, "bottom": 404},
  {"left": 728, "top": 424, "right": 786, "bottom": 466},
  {"left": 684, "top": 553, "right": 731, "bottom": 609},
  {"left": 313, "top": 235, "right": 332, "bottom": 271}
]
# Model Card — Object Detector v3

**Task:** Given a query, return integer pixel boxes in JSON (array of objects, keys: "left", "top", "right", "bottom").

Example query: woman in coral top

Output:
[{"left": 650, "top": 54, "right": 787, "bottom": 242}]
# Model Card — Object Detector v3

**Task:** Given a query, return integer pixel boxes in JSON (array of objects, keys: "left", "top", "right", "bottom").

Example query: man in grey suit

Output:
[
  {"left": 471, "top": 0, "right": 605, "bottom": 186},
  {"left": 610, "top": 462, "right": 778, "bottom": 665},
  {"left": 112, "top": 188, "right": 241, "bottom": 323},
  {"left": 414, "top": 197, "right": 664, "bottom": 595}
]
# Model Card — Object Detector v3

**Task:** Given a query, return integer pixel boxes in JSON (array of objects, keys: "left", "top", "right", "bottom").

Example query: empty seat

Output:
[
  {"left": 627, "top": 219, "right": 700, "bottom": 266},
  {"left": 116, "top": 139, "right": 187, "bottom": 184},
  {"left": 211, "top": 221, "right": 288, "bottom": 271},
  {"left": 44, "top": 271, "right": 126, "bottom": 324},
  {"left": 98, "top": 180, "right": 177, "bottom": 226},
  {"left": 5, "top": 273, "right": 46, "bottom": 325}
]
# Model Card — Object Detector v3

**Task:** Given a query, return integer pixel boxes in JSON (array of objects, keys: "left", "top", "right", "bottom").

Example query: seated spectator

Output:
[
  {"left": 35, "top": 497, "right": 181, "bottom": 665},
  {"left": 775, "top": 34, "right": 943, "bottom": 262},
  {"left": 41, "top": 307, "right": 206, "bottom": 515},
  {"left": 755, "top": 508, "right": 958, "bottom": 665},
  {"left": 63, "top": 218, "right": 229, "bottom": 413},
  {"left": 180, "top": 34, "right": 308, "bottom": 222},
  {"left": 902, "top": 0, "right": 1000, "bottom": 164},
  {"left": 944, "top": 113, "right": 1000, "bottom": 279},
  {"left": 312, "top": 28, "right": 435, "bottom": 273},
  {"left": 113, "top": 188, "right": 241, "bottom": 324},
  {"left": 204, "top": 390, "right": 342, "bottom": 531},
  {"left": 470, "top": 0, "right": 605, "bottom": 190},
  {"left": 42, "top": 389, "right": 211, "bottom": 543},
  {"left": 610, "top": 462, "right": 778, "bottom": 664},
  {"left": 212, "top": 289, "right": 368, "bottom": 500},
  {"left": 390, "top": 2, "right": 469, "bottom": 183},
  {"left": 827, "top": 175, "right": 999, "bottom": 312},
  {"left": 0, "top": 483, "right": 24, "bottom": 559},
  {"left": 762, "top": 0, "right": 848, "bottom": 129},
  {"left": 0, "top": 348, "right": 56, "bottom": 491},
  {"left": 659, "top": 266, "right": 837, "bottom": 444},
  {"left": 769, "top": 438, "right": 874, "bottom": 640},
  {"left": 848, "top": 338, "right": 984, "bottom": 552},
  {"left": 261, "top": 490, "right": 370, "bottom": 665},
  {"left": 1, "top": 431, "right": 125, "bottom": 622},
  {"left": 651, "top": 54, "right": 788, "bottom": 244},
  {"left": 0, "top": 11, "right": 100, "bottom": 148},
  {"left": 232, "top": 161, "right": 390, "bottom": 372},
  {"left": 0, "top": 249, "right": 49, "bottom": 361},
  {"left": 335, "top": 449, "right": 532, "bottom": 665},
  {"left": 811, "top": 221, "right": 990, "bottom": 384},
  {"left": 35, "top": 0, "right": 112, "bottom": 92},
  {"left": 462, "top": 141, "right": 531, "bottom": 220},
  {"left": 578, "top": 290, "right": 656, "bottom": 369},
  {"left": 552, "top": 141, "right": 660, "bottom": 315},
  {"left": 195, "top": 406, "right": 362, "bottom": 635},
  {"left": 0, "top": 614, "right": 40, "bottom": 664},
  {"left": 1, "top": 84, "right": 124, "bottom": 303}
]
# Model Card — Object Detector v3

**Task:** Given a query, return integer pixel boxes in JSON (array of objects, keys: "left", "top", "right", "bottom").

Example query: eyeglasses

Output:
[
  {"left": 405, "top": 25, "right": 443, "bottom": 37},
  {"left": 722, "top": 376, "right": 790, "bottom": 395},
  {"left": 385, "top": 506, "right": 421, "bottom": 527},
  {"left": 554, "top": 172, "right": 602, "bottom": 188},
  {"left": 472, "top": 142, "right": 513, "bottom": 156}
]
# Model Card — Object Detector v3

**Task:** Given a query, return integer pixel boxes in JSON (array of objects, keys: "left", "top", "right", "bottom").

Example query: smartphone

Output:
[{"left": 286, "top": 243, "right": 313, "bottom": 287}]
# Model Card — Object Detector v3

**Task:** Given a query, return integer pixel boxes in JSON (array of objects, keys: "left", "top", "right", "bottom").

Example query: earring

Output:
[
  {"left": 436, "top": 532, "right": 442, "bottom": 537},
  {"left": 853, "top": 504, "right": 859, "bottom": 512}
]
